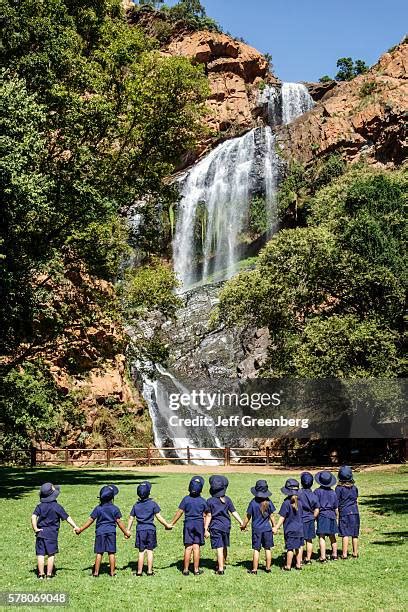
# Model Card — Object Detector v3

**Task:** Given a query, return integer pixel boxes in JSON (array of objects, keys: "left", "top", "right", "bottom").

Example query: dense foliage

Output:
[
  {"left": 134, "top": 0, "right": 222, "bottom": 33},
  {"left": 0, "top": 0, "right": 208, "bottom": 447},
  {"left": 319, "top": 57, "right": 369, "bottom": 82},
  {"left": 216, "top": 165, "right": 407, "bottom": 377}
]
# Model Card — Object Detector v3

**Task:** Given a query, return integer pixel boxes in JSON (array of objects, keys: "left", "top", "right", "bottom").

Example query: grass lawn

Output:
[{"left": 0, "top": 466, "right": 406, "bottom": 611}]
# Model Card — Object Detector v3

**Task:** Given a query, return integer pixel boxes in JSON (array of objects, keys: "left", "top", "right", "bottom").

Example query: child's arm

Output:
[
  {"left": 273, "top": 515, "right": 285, "bottom": 534},
  {"left": 116, "top": 518, "right": 131, "bottom": 538},
  {"left": 204, "top": 512, "right": 212, "bottom": 537},
  {"left": 171, "top": 509, "right": 184, "bottom": 526},
  {"left": 75, "top": 517, "right": 94, "bottom": 534},
  {"left": 66, "top": 516, "right": 79, "bottom": 532},
  {"left": 314, "top": 508, "right": 319, "bottom": 518},
  {"left": 31, "top": 514, "right": 42, "bottom": 534},
  {"left": 231, "top": 510, "right": 244, "bottom": 527},
  {"left": 155, "top": 512, "right": 173, "bottom": 530},
  {"left": 269, "top": 513, "right": 276, "bottom": 529},
  {"left": 127, "top": 516, "right": 135, "bottom": 533},
  {"left": 241, "top": 513, "right": 251, "bottom": 531}
]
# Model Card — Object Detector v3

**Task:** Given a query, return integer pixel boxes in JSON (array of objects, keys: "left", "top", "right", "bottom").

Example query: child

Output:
[
  {"left": 274, "top": 479, "right": 304, "bottom": 571},
  {"left": 314, "top": 471, "right": 338, "bottom": 562},
  {"left": 336, "top": 466, "right": 360, "bottom": 559},
  {"left": 204, "top": 475, "right": 243, "bottom": 575},
  {"left": 171, "top": 476, "right": 208, "bottom": 576},
  {"left": 31, "top": 483, "right": 79, "bottom": 579},
  {"left": 127, "top": 481, "right": 172, "bottom": 576},
  {"left": 76, "top": 484, "right": 130, "bottom": 577},
  {"left": 298, "top": 471, "right": 319, "bottom": 564},
  {"left": 241, "top": 479, "right": 276, "bottom": 574}
]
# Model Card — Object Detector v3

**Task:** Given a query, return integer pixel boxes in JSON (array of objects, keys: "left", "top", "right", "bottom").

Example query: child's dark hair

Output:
[
  {"left": 290, "top": 494, "right": 299, "bottom": 513},
  {"left": 260, "top": 499, "right": 270, "bottom": 517},
  {"left": 339, "top": 480, "right": 354, "bottom": 487}
]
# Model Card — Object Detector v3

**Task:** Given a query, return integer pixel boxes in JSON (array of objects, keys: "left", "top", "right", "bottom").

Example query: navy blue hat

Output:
[
  {"left": 40, "top": 483, "right": 60, "bottom": 502},
  {"left": 189, "top": 477, "right": 204, "bottom": 496},
  {"left": 209, "top": 475, "right": 228, "bottom": 497},
  {"left": 300, "top": 471, "right": 314, "bottom": 489},
  {"left": 137, "top": 481, "right": 152, "bottom": 500},
  {"left": 281, "top": 478, "right": 300, "bottom": 496},
  {"left": 99, "top": 484, "right": 119, "bottom": 502},
  {"left": 338, "top": 465, "right": 354, "bottom": 482},
  {"left": 315, "top": 470, "right": 337, "bottom": 488},
  {"left": 251, "top": 479, "right": 272, "bottom": 499}
]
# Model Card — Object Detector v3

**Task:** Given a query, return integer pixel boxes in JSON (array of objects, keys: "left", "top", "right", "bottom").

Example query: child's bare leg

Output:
[
  {"left": 342, "top": 536, "right": 349, "bottom": 558},
  {"left": 223, "top": 547, "right": 228, "bottom": 564},
  {"left": 265, "top": 549, "right": 272, "bottom": 570},
  {"left": 286, "top": 550, "right": 294, "bottom": 569},
  {"left": 319, "top": 536, "right": 326, "bottom": 560},
  {"left": 146, "top": 550, "right": 154, "bottom": 574},
  {"left": 46, "top": 555, "right": 55, "bottom": 577},
  {"left": 329, "top": 535, "right": 337, "bottom": 558},
  {"left": 295, "top": 547, "right": 303, "bottom": 568},
  {"left": 305, "top": 539, "right": 313, "bottom": 561},
  {"left": 252, "top": 549, "right": 260, "bottom": 571},
  {"left": 183, "top": 545, "right": 193, "bottom": 572},
  {"left": 37, "top": 555, "right": 45, "bottom": 576},
  {"left": 192, "top": 544, "right": 200, "bottom": 573},
  {"left": 137, "top": 551, "right": 145, "bottom": 574},
  {"left": 216, "top": 548, "right": 224, "bottom": 571},
  {"left": 108, "top": 553, "right": 116, "bottom": 575},
  {"left": 94, "top": 554, "right": 102, "bottom": 575},
  {"left": 352, "top": 537, "right": 359, "bottom": 557}
]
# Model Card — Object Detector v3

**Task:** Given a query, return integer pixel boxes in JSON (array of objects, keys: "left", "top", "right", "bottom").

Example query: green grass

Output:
[{"left": 0, "top": 467, "right": 407, "bottom": 611}]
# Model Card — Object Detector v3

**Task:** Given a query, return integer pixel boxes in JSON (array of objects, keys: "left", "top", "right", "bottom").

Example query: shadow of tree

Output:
[
  {"left": 371, "top": 531, "right": 408, "bottom": 546},
  {"left": 359, "top": 491, "right": 408, "bottom": 515}
]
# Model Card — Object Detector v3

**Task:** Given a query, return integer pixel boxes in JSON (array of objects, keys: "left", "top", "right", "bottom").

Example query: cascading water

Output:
[{"left": 281, "top": 82, "right": 315, "bottom": 124}]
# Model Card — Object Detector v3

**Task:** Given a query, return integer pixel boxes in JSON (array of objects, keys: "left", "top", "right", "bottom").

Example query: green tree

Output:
[{"left": 335, "top": 57, "right": 368, "bottom": 81}]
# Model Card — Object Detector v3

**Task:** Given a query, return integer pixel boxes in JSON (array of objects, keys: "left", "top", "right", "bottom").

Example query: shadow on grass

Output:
[
  {"left": 0, "top": 467, "right": 163, "bottom": 500},
  {"left": 161, "top": 557, "right": 218, "bottom": 573},
  {"left": 360, "top": 491, "right": 408, "bottom": 515},
  {"left": 371, "top": 531, "right": 408, "bottom": 546}
]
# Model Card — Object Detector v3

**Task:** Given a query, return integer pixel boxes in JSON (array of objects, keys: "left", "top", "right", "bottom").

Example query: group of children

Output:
[{"left": 31, "top": 466, "right": 360, "bottom": 578}]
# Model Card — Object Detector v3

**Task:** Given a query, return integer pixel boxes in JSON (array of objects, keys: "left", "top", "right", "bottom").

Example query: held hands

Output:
[
  {"left": 165, "top": 523, "right": 173, "bottom": 531},
  {"left": 124, "top": 530, "right": 131, "bottom": 539},
  {"left": 272, "top": 526, "right": 278, "bottom": 535},
  {"left": 34, "top": 528, "right": 43, "bottom": 534},
  {"left": 74, "top": 527, "right": 81, "bottom": 535},
  {"left": 240, "top": 524, "right": 247, "bottom": 532},
  {"left": 204, "top": 530, "right": 210, "bottom": 539}
]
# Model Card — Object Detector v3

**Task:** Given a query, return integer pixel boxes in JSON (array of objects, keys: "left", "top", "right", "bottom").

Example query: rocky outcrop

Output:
[
  {"left": 305, "top": 80, "right": 338, "bottom": 101},
  {"left": 277, "top": 41, "right": 408, "bottom": 166}
]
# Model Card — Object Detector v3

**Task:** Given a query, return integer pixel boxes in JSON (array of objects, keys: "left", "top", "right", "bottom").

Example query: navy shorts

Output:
[
  {"left": 94, "top": 533, "right": 116, "bottom": 554},
  {"left": 252, "top": 530, "right": 274, "bottom": 551},
  {"left": 136, "top": 529, "right": 157, "bottom": 551},
  {"left": 210, "top": 529, "right": 230, "bottom": 549},
  {"left": 183, "top": 520, "right": 205, "bottom": 546},
  {"left": 339, "top": 514, "right": 360, "bottom": 537},
  {"left": 36, "top": 538, "right": 58, "bottom": 556},
  {"left": 285, "top": 536, "right": 304, "bottom": 551},
  {"left": 303, "top": 520, "right": 316, "bottom": 540},
  {"left": 317, "top": 516, "right": 338, "bottom": 536}
]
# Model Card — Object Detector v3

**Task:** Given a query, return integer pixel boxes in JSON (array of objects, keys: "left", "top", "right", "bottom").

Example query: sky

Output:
[{"left": 165, "top": 0, "right": 408, "bottom": 81}]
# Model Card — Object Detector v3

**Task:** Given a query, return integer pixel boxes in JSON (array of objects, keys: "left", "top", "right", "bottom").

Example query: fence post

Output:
[
  {"left": 147, "top": 446, "right": 151, "bottom": 467},
  {"left": 106, "top": 447, "right": 111, "bottom": 467},
  {"left": 30, "top": 445, "right": 37, "bottom": 467},
  {"left": 266, "top": 446, "right": 270, "bottom": 466},
  {"left": 187, "top": 446, "right": 191, "bottom": 465},
  {"left": 65, "top": 448, "right": 69, "bottom": 466},
  {"left": 223, "top": 447, "right": 227, "bottom": 466},
  {"left": 227, "top": 447, "right": 231, "bottom": 466}
]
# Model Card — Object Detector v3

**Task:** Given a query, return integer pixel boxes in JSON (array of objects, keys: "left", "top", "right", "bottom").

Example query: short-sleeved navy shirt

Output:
[
  {"left": 33, "top": 502, "right": 69, "bottom": 539},
  {"left": 90, "top": 502, "right": 122, "bottom": 535},
  {"left": 335, "top": 485, "right": 359, "bottom": 515},
  {"left": 246, "top": 498, "right": 276, "bottom": 533},
  {"left": 279, "top": 498, "right": 304, "bottom": 537},
  {"left": 298, "top": 489, "right": 319, "bottom": 522},
  {"left": 206, "top": 496, "right": 236, "bottom": 532},
  {"left": 179, "top": 495, "right": 208, "bottom": 521},
  {"left": 315, "top": 487, "right": 338, "bottom": 520},
  {"left": 130, "top": 499, "right": 161, "bottom": 531}
]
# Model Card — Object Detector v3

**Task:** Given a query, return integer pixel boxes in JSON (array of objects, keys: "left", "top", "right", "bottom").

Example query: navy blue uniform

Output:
[
  {"left": 315, "top": 487, "right": 338, "bottom": 535},
  {"left": 336, "top": 484, "right": 360, "bottom": 537},
  {"left": 206, "top": 496, "right": 236, "bottom": 549},
  {"left": 33, "top": 502, "right": 68, "bottom": 556},
  {"left": 298, "top": 488, "right": 319, "bottom": 541},
  {"left": 279, "top": 498, "right": 304, "bottom": 551},
  {"left": 247, "top": 498, "right": 276, "bottom": 551},
  {"left": 90, "top": 502, "right": 122, "bottom": 554},
  {"left": 130, "top": 499, "right": 161, "bottom": 551},
  {"left": 179, "top": 495, "right": 208, "bottom": 546}
]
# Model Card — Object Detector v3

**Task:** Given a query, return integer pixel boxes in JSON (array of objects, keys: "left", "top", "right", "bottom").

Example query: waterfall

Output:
[{"left": 172, "top": 82, "right": 314, "bottom": 291}]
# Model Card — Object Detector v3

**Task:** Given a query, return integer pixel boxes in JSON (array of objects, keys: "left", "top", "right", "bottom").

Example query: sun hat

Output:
[
  {"left": 300, "top": 471, "right": 314, "bottom": 489},
  {"left": 209, "top": 475, "right": 228, "bottom": 498},
  {"left": 315, "top": 470, "right": 337, "bottom": 488},
  {"left": 99, "top": 484, "right": 119, "bottom": 502},
  {"left": 137, "top": 481, "right": 152, "bottom": 500},
  {"left": 39, "top": 483, "right": 60, "bottom": 502},
  {"left": 250, "top": 479, "right": 272, "bottom": 499},
  {"left": 189, "top": 477, "right": 204, "bottom": 496},
  {"left": 281, "top": 478, "right": 300, "bottom": 496},
  {"left": 338, "top": 465, "right": 354, "bottom": 482}
]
